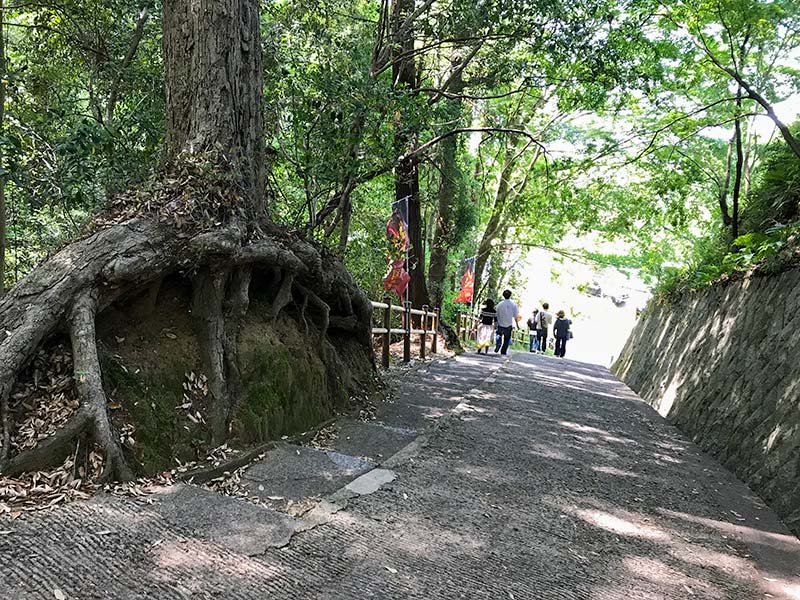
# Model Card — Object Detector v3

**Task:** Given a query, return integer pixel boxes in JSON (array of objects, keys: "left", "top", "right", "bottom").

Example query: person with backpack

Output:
[
  {"left": 526, "top": 309, "right": 540, "bottom": 352},
  {"left": 536, "top": 302, "right": 553, "bottom": 354},
  {"left": 553, "top": 310, "right": 571, "bottom": 358}
]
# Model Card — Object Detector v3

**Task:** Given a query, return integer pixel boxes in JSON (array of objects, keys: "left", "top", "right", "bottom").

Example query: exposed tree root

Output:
[
  {"left": 3, "top": 289, "right": 136, "bottom": 480},
  {"left": 191, "top": 267, "right": 234, "bottom": 443},
  {"left": 2, "top": 410, "right": 91, "bottom": 477},
  {"left": 1, "top": 396, "right": 9, "bottom": 461},
  {"left": 224, "top": 266, "right": 251, "bottom": 417},
  {"left": 269, "top": 270, "right": 295, "bottom": 319},
  {"left": 0, "top": 203, "right": 374, "bottom": 482},
  {"left": 295, "top": 282, "right": 331, "bottom": 338},
  {"left": 68, "top": 289, "right": 135, "bottom": 482}
]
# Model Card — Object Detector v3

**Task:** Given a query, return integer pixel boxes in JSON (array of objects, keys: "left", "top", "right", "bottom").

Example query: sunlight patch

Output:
[
  {"left": 574, "top": 509, "right": 671, "bottom": 541},
  {"left": 591, "top": 465, "right": 640, "bottom": 478}
]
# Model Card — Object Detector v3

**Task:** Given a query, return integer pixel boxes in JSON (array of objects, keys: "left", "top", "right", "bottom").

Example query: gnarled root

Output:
[
  {"left": 191, "top": 267, "right": 234, "bottom": 444},
  {"left": 1, "top": 395, "right": 10, "bottom": 461},
  {"left": 2, "top": 288, "right": 134, "bottom": 481},
  {"left": 0, "top": 213, "right": 375, "bottom": 482},
  {"left": 295, "top": 282, "right": 330, "bottom": 338},
  {"left": 268, "top": 269, "right": 294, "bottom": 319},
  {"left": 68, "top": 288, "right": 134, "bottom": 482}
]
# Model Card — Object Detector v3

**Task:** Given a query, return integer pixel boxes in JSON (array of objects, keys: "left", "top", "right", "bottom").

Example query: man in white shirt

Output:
[
  {"left": 493, "top": 289, "right": 519, "bottom": 355},
  {"left": 537, "top": 302, "right": 553, "bottom": 354}
]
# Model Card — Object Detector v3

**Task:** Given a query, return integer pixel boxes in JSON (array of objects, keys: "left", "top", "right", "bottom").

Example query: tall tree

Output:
[
  {"left": 0, "top": 0, "right": 373, "bottom": 481},
  {"left": 392, "top": 0, "right": 429, "bottom": 308}
]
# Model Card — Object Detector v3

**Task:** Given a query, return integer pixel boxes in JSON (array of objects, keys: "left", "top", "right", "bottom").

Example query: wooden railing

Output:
[{"left": 371, "top": 296, "right": 440, "bottom": 368}]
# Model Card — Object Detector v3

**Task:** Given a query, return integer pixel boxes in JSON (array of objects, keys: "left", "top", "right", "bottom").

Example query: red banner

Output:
[
  {"left": 384, "top": 210, "right": 410, "bottom": 298},
  {"left": 454, "top": 257, "right": 475, "bottom": 303},
  {"left": 384, "top": 259, "right": 411, "bottom": 297}
]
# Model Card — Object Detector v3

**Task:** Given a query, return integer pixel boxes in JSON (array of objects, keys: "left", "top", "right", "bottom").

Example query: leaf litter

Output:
[{"left": 1, "top": 343, "right": 375, "bottom": 519}]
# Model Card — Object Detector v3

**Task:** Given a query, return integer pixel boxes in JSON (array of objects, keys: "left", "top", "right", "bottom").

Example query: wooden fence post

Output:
[
  {"left": 461, "top": 313, "right": 467, "bottom": 343},
  {"left": 382, "top": 294, "right": 391, "bottom": 369},
  {"left": 420, "top": 305, "right": 428, "bottom": 360},
  {"left": 432, "top": 308, "right": 439, "bottom": 354},
  {"left": 403, "top": 301, "right": 411, "bottom": 363},
  {"left": 455, "top": 310, "right": 461, "bottom": 339}
]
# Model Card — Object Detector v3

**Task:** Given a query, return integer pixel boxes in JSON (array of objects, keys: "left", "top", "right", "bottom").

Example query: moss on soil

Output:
[
  {"left": 95, "top": 281, "right": 366, "bottom": 475},
  {"left": 233, "top": 315, "right": 333, "bottom": 444},
  {"left": 101, "top": 314, "right": 345, "bottom": 475},
  {"left": 103, "top": 356, "right": 210, "bottom": 475}
]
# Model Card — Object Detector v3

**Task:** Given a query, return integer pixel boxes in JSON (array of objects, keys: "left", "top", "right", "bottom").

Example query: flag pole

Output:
[
  {"left": 467, "top": 253, "right": 477, "bottom": 334},
  {"left": 469, "top": 253, "right": 477, "bottom": 318},
  {"left": 403, "top": 195, "right": 410, "bottom": 309}
]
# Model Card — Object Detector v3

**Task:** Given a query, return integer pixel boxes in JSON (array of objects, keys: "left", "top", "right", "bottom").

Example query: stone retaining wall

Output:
[{"left": 612, "top": 268, "right": 800, "bottom": 535}]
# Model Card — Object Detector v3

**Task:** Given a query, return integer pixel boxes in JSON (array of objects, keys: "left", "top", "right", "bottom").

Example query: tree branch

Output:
[
  {"left": 695, "top": 31, "right": 800, "bottom": 159},
  {"left": 105, "top": 5, "right": 150, "bottom": 125},
  {"left": 401, "top": 127, "right": 545, "bottom": 162}
]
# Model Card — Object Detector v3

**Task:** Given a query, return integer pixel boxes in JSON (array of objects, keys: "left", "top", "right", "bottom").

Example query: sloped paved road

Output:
[{"left": 3, "top": 352, "right": 800, "bottom": 599}]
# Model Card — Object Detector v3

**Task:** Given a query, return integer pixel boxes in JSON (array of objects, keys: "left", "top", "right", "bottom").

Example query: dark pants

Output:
[
  {"left": 555, "top": 336, "right": 567, "bottom": 357},
  {"left": 495, "top": 325, "right": 513, "bottom": 354},
  {"left": 529, "top": 333, "right": 539, "bottom": 352},
  {"left": 537, "top": 329, "right": 547, "bottom": 352}
]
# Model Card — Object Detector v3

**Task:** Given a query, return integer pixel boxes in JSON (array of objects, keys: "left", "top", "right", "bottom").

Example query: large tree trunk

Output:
[
  {"left": 428, "top": 56, "right": 465, "bottom": 309},
  {"left": 392, "top": 0, "right": 429, "bottom": 309},
  {"left": 0, "top": 0, "right": 374, "bottom": 482},
  {"left": 163, "top": 0, "right": 266, "bottom": 212}
]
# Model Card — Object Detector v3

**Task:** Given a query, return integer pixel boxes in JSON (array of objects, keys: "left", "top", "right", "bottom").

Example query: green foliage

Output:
[
  {"left": 2, "top": 0, "right": 164, "bottom": 287},
  {"left": 654, "top": 127, "right": 800, "bottom": 299},
  {"left": 740, "top": 141, "right": 800, "bottom": 232},
  {"left": 2, "top": 0, "right": 799, "bottom": 314}
]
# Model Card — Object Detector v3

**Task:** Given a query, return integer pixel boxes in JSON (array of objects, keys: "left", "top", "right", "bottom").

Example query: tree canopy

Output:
[{"left": 2, "top": 0, "right": 799, "bottom": 301}]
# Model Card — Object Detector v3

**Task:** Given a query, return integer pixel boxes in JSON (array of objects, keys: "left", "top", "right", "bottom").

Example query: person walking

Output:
[
  {"left": 475, "top": 299, "right": 497, "bottom": 355},
  {"left": 537, "top": 302, "right": 553, "bottom": 354},
  {"left": 553, "top": 310, "right": 571, "bottom": 358},
  {"left": 526, "top": 309, "right": 540, "bottom": 352},
  {"left": 493, "top": 290, "right": 519, "bottom": 355}
]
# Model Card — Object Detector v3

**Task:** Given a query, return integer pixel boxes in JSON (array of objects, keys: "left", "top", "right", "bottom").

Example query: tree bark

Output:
[
  {"left": 0, "top": 0, "right": 6, "bottom": 295},
  {"left": 474, "top": 136, "right": 521, "bottom": 296},
  {"left": 428, "top": 54, "right": 465, "bottom": 309},
  {"left": 392, "top": 0, "right": 429, "bottom": 309},
  {"left": 68, "top": 289, "right": 135, "bottom": 482},
  {"left": 718, "top": 135, "right": 734, "bottom": 228},
  {"left": 163, "top": 0, "right": 266, "bottom": 211},
  {"left": 732, "top": 89, "right": 744, "bottom": 240}
]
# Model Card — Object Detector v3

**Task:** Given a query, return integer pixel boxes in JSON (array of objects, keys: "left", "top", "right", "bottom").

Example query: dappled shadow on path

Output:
[
  {"left": 258, "top": 351, "right": 800, "bottom": 599},
  {"left": 3, "top": 352, "right": 799, "bottom": 599},
  {"left": 272, "top": 351, "right": 800, "bottom": 598}
]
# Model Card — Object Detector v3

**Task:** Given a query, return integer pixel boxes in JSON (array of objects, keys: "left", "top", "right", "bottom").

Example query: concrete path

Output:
[{"left": 2, "top": 352, "right": 800, "bottom": 599}]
